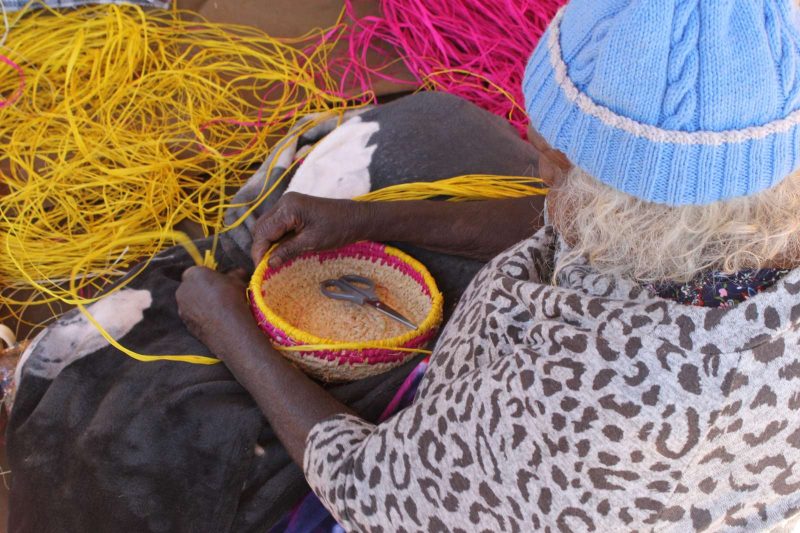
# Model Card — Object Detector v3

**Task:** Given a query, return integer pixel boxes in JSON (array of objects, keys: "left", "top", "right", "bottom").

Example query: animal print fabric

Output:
[{"left": 304, "top": 226, "right": 800, "bottom": 532}]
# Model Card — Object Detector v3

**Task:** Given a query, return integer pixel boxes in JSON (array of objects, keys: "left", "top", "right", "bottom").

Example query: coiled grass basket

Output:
[{"left": 249, "top": 242, "right": 443, "bottom": 382}]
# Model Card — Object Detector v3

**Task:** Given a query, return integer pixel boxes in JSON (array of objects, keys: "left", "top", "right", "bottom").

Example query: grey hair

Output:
[{"left": 550, "top": 167, "right": 800, "bottom": 283}]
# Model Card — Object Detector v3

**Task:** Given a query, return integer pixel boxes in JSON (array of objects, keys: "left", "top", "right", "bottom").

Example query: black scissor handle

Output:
[
  {"left": 320, "top": 275, "right": 376, "bottom": 304},
  {"left": 339, "top": 275, "right": 375, "bottom": 291}
]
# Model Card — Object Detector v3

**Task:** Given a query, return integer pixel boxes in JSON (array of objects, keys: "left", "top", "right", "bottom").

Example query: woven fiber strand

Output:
[
  {"left": 341, "top": 0, "right": 567, "bottom": 135},
  {"left": 249, "top": 242, "right": 443, "bottom": 382},
  {"left": 356, "top": 174, "right": 545, "bottom": 202}
]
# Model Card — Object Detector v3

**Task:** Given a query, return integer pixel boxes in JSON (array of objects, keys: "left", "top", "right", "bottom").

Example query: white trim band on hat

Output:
[{"left": 547, "top": 9, "right": 800, "bottom": 147}]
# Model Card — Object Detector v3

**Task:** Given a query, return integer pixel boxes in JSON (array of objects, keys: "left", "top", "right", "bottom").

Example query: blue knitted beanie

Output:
[{"left": 523, "top": 0, "right": 800, "bottom": 206}]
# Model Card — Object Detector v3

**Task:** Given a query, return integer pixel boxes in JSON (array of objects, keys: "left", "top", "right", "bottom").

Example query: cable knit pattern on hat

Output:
[
  {"left": 766, "top": 2, "right": 800, "bottom": 114},
  {"left": 523, "top": 0, "right": 800, "bottom": 205},
  {"left": 661, "top": 0, "right": 699, "bottom": 131},
  {"left": 565, "top": 2, "right": 629, "bottom": 90}
]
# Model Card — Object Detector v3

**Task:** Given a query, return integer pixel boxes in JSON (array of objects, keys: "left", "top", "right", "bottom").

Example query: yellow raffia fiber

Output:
[
  {"left": 355, "top": 174, "right": 545, "bottom": 202},
  {"left": 0, "top": 3, "right": 364, "bottom": 333}
]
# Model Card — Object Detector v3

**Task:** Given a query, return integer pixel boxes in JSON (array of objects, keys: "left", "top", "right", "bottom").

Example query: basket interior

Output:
[{"left": 258, "top": 248, "right": 433, "bottom": 344}]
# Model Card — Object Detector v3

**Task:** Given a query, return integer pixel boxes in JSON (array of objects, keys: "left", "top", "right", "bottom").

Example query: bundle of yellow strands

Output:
[{"left": 0, "top": 3, "right": 365, "bottom": 333}]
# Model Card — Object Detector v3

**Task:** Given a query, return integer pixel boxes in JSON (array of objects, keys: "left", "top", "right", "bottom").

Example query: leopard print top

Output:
[{"left": 304, "top": 226, "right": 800, "bottom": 532}]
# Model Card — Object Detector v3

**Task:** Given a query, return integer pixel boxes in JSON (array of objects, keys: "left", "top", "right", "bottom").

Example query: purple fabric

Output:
[
  {"left": 2, "top": 0, "right": 169, "bottom": 10},
  {"left": 646, "top": 268, "right": 790, "bottom": 308}
]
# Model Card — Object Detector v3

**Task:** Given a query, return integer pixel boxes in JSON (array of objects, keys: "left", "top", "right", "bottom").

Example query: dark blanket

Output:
[
  {"left": 9, "top": 240, "right": 424, "bottom": 533},
  {"left": 7, "top": 92, "right": 539, "bottom": 532}
]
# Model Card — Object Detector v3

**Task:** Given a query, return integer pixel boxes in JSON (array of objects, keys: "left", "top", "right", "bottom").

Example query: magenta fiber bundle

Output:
[{"left": 342, "top": 0, "right": 566, "bottom": 135}]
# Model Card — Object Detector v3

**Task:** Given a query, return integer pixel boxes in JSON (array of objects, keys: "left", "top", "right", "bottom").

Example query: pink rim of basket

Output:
[{"left": 249, "top": 242, "right": 439, "bottom": 366}]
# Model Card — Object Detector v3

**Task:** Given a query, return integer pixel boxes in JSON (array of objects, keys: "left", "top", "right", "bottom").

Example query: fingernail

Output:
[{"left": 268, "top": 256, "right": 283, "bottom": 268}]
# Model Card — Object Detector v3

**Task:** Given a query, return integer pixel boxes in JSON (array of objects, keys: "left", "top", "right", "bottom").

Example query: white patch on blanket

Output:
[
  {"left": 15, "top": 289, "right": 152, "bottom": 382},
  {"left": 287, "top": 116, "right": 378, "bottom": 199}
]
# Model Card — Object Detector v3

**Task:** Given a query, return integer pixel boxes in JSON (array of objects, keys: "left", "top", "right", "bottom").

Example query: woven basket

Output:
[{"left": 249, "top": 242, "right": 443, "bottom": 382}]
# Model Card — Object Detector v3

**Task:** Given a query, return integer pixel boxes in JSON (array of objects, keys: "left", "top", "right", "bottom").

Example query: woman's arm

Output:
[
  {"left": 176, "top": 266, "right": 526, "bottom": 531},
  {"left": 176, "top": 267, "right": 356, "bottom": 466},
  {"left": 248, "top": 126, "right": 574, "bottom": 268},
  {"left": 250, "top": 193, "right": 545, "bottom": 267},
  {"left": 360, "top": 196, "right": 544, "bottom": 260},
  {"left": 175, "top": 266, "right": 523, "bottom": 531}
]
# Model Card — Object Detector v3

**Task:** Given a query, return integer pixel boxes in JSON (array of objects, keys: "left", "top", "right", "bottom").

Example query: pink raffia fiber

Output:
[{"left": 342, "top": 0, "right": 566, "bottom": 136}]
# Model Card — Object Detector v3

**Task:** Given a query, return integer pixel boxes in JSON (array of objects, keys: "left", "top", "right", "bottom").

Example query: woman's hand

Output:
[
  {"left": 177, "top": 263, "right": 355, "bottom": 467},
  {"left": 176, "top": 266, "right": 255, "bottom": 358},
  {"left": 250, "top": 192, "right": 372, "bottom": 268}
]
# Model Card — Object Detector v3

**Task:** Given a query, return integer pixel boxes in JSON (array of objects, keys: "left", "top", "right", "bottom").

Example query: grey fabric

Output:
[
  {"left": 224, "top": 109, "right": 372, "bottom": 259},
  {"left": 305, "top": 226, "right": 800, "bottom": 532}
]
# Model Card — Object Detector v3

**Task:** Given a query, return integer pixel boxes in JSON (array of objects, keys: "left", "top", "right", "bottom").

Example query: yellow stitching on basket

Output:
[{"left": 279, "top": 345, "right": 432, "bottom": 355}]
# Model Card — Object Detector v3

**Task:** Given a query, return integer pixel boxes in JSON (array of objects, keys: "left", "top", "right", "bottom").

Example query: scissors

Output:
[{"left": 320, "top": 274, "right": 417, "bottom": 330}]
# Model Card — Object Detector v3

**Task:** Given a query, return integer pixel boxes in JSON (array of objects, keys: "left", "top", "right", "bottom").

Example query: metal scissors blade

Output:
[
  {"left": 365, "top": 300, "right": 418, "bottom": 330},
  {"left": 319, "top": 274, "right": 417, "bottom": 329}
]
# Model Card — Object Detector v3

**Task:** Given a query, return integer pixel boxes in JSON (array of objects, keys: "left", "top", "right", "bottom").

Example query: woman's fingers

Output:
[
  {"left": 249, "top": 193, "right": 367, "bottom": 267},
  {"left": 225, "top": 268, "right": 248, "bottom": 284},
  {"left": 268, "top": 232, "right": 315, "bottom": 268},
  {"left": 251, "top": 204, "right": 300, "bottom": 264}
]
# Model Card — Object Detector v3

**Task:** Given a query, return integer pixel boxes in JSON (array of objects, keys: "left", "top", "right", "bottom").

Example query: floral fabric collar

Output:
[{"left": 646, "top": 269, "right": 791, "bottom": 308}]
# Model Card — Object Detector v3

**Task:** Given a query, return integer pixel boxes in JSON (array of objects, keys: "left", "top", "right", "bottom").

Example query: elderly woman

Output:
[
  {"left": 175, "top": 1, "right": 800, "bottom": 531},
  {"left": 10, "top": 0, "right": 800, "bottom": 531}
]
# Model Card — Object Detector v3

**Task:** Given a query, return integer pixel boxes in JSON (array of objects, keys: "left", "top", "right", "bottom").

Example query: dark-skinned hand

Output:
[
  {"left": 176, "top": 266, "right": 255, "bottom": 359},
  {"left": 250, "top": 192, "right": 371, "bottom": 268},
  {"left": 176, "top": 263, "right": 354, "bottom": 469}
]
